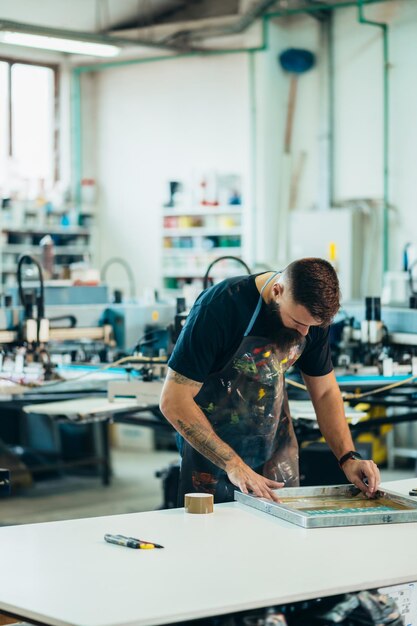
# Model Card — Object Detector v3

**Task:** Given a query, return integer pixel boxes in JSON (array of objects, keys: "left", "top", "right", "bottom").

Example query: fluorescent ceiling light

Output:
[{"left": 0, "top": 31, "right": 120, "bottom": 57}]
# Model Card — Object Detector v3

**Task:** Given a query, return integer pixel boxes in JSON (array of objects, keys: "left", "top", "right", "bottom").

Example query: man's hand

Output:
[
  {"left": 226, "top": 460, "right": 284, "bottom": 502},
  {"left": 342, "top": 459, "right": 381, "bottom": 497}
]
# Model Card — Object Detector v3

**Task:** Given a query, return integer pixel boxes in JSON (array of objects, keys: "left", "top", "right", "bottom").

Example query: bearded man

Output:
[{"left": 160, "top": 258, "right": 380, "bottom": 504}]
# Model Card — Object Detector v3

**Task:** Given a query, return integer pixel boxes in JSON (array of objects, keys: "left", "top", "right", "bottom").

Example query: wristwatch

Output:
[{"left": 338, "top": 450, "right": 363, "bottom": 468}]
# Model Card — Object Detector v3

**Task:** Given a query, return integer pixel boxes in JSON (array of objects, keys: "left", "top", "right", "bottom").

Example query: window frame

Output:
[{"left": 0, "top": 56, "right": 60, "bottom": 183}]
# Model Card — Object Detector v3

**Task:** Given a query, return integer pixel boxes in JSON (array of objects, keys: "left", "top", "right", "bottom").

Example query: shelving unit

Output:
[
  {"left": 0, "top": 224, "right": 94, "bottom": 288},
  {"left": 162, "top": 205, "right": 246, "bottom": 289}
]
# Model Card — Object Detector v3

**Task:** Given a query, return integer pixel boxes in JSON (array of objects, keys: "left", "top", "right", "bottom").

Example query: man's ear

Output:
[{"left": 272, "top": 282, "right": 284, "bottom": 298}]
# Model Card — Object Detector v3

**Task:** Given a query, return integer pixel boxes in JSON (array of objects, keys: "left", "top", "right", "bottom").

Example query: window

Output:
[{"left": 0, "top": 59, "right": 57, "bottom": 199}]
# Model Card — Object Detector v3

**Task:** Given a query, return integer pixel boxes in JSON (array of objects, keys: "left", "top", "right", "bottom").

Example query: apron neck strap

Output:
[{"left": 244, "top": 272, "right": 279, "bottom": 337}]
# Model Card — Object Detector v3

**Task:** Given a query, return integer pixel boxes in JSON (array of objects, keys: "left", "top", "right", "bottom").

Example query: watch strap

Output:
[{"left": 338, "top": 450, "right": 363, "bottom": 468}]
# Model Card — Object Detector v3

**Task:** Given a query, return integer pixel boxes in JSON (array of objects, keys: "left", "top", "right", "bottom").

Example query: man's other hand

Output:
[
  {"left": 342, "top": 459, "right": 381, "bottom": 497},
  {"left": 226, "top": 460, "right": 284, "bottom": 502}
]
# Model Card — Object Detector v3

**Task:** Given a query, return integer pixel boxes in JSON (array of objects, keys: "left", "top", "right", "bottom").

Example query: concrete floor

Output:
[
  {"left": 0, "top": 448, "right": 414, "bottom": 527},
  {"left": 0, "top": 449, "right": 179, "bottom": 526}
]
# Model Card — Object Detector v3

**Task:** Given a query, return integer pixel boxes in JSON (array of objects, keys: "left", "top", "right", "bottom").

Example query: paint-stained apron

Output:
[{"left": 178, "top": 273, "right": 305, "bottom": 504}]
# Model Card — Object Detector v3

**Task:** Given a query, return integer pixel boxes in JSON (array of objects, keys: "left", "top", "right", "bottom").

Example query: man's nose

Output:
[{"left": 297, "top": 325, "right": 309, "bottom": 336}]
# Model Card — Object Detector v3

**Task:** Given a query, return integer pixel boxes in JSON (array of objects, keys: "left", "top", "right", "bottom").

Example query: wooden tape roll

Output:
[{"left": 184, "top": 492, "right": 214, "bottom": 514}]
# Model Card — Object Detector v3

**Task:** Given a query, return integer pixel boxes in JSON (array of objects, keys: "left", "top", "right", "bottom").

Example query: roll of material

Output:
[{"left": 184, "top": 492, "right": 214, "bottom": 514}]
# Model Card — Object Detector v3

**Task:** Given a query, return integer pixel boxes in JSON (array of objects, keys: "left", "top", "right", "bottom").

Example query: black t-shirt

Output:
[{"left": 168, "top": 273, "right": 333, "bottom": 383}]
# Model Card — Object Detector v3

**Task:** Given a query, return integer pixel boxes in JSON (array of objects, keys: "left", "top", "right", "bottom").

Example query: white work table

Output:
[
  {"left": 22, "top": 381, "right": 164, "bottom": 419},
  {"left": 21, "top": 397, "right": 364, "bottom": 422},
  {"left": 0, "top": 478, "right": 416, "bottom": 626},
  {"left": 22, "top": 396, "right": 148, "bottom": 419}
]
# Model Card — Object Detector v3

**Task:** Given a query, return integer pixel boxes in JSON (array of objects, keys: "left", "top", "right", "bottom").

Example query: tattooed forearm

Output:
[
  {"left": 167, "top": 369, "right": 202, "bottom": 388},
  {"left": 161, "top": 369, "right": 239, "bottom": 470},
  {"left": 177, "top": 418, "right": 235, "bottom": 469}
]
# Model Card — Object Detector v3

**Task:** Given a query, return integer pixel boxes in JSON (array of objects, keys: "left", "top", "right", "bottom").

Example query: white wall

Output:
[
  {"left": 80, "top": 1, "right": 417, "bottom": 297},
  {"left": 82, "top": 15, "right": 322, "bottom": 290},
  {"left": 257, "top": 3, "right": 417, "bottom": 293},
  {"left": 85, "top": 53, "right": 251, "bottom": 294},
  {"left": 332, "top": 2, "right": 417, "bottom": 288},
  {"left": 253, "top": 16, "right": 321, "bottom": 269}
]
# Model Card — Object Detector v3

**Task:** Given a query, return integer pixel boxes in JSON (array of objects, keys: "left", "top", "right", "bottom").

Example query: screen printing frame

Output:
[{"left": 234, "top": 484, "right": 417, "bottom": 528}]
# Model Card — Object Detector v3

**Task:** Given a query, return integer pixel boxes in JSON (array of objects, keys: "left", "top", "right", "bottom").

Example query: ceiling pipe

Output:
[
  {"left": 357, "top": 0, "right": 390, "bottom": 274},
  {"left": 164, "top": 0, "right": 400, "bottom": 45},
  {"left": 0, "top": 19, "right": 205, "bottom": 54},
  {"left": 327, "top": 13, "right": 335, "bottom": 208},
  {"left": 109, "top": 0, "right": 240, "bottom": 32},
  {"left": 0, "top": 1, "right": 400, "bottom": 58},
  {"left": 268, "top": 0, "right": 401, "bottom": 18},
  {"left": 160, "top": 0, "right": 279, "bottom": 45}
]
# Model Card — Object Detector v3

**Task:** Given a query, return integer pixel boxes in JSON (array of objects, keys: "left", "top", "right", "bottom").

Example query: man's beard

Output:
[{"left": 265, "top": 300, "right": 306, "bottom": 352}]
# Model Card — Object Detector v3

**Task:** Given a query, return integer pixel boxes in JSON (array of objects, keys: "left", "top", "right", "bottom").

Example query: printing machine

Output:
[
  {"left": 331, "top": 296, "right": 417, "bottom": 377},
  {"left": 0, "top": 279, "right": 175, "bottom": 384},
  {"left": 0, "top": 252, "right": 178, "bottom": 491},
  {"left": 310, "top": 296, "right": 417, "bottom": 475},
  {"left": 0, "top": 253, "right": 252, "bottom": 382},
  {"left": 0, "top": 277, "right": 177, "bottom": 495}
]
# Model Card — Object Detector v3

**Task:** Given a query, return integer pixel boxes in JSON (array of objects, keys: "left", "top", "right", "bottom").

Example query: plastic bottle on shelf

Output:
[
  {"left": 35, "top": 178, "right": 46, "bottom": 207},
  {"left": 60, "top": 212, "right": 70, "bottom": 227},
  {"left": 39, "top": 235, "right": 55, "bottom": 279},
  {"left": 179, "top": 216, "right": 192, "bottom": 228},
  {"left": 81, "top": 178, "right": 97, "bottom": 206},
  {"left": 219, "top": 215, "right": 237, "bottom": 229},
  {"left": 229, "top": 190, "right": 242, "bottom": 205}
]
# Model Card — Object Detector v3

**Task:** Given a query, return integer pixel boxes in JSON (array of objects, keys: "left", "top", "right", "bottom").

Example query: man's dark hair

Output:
[{"left": 284, "top": 258, "right": 341, "bottom": 326}]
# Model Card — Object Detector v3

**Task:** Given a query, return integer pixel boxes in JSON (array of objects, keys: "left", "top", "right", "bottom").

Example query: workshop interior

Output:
[{"left": 0, "top": 1, "right": 417, "bottom": 625}]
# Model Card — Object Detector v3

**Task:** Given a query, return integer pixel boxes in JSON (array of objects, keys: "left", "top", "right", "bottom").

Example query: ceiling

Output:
[
  {"left": 0, "top": 0, "right": 378, "bottom": 33},
  {"left": 0, "top": 1, "right": 242, "bottom": 34},
  {"left": 0, "top": 0, "right": 279, "bottom": 55},
  {"left": 0, "top": 0, "right": 395, "bottom": 56},
  {"left": 0, "top": 0, "right": 396, "bottom": 34}
]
